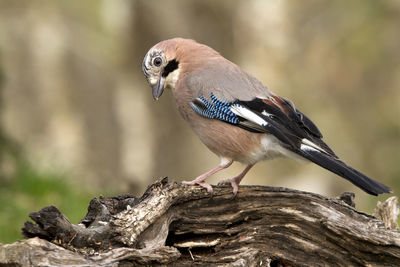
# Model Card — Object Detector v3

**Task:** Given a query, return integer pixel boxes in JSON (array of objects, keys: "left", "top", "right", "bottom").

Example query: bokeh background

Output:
[{"left": 1, "top": 0, "right": 399, "bottom": 243}]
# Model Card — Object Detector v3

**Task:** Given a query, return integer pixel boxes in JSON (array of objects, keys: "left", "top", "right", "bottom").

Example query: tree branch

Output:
[{"left": 1, "top": 177, "right": 399, "bottom": 266}]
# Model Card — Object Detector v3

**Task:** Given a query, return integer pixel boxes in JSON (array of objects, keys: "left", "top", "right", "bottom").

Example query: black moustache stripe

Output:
[{"left": 162, "top": 59, "right": 179, "bottom": 77}]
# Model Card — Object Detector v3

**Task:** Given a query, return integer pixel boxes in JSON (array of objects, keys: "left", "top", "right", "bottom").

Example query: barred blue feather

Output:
[{"left": 190, "top": 93, "right": 240, "bottom": 125}]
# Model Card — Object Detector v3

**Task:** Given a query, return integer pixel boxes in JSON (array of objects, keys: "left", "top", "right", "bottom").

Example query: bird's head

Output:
[
  {"left": 142, "top": 38, "right": 220, "bottom": 100},
  {"left": 142, "top": 39, "right": 182, "bottom": 100}
]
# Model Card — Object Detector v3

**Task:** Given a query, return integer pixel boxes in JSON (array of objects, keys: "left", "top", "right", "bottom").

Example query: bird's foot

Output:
[
  {"left": 182, "top": 179, "right": 213, "bottom": 194},
  {"left": 218, "top": 177, "right": 240, "bottom": 196}
]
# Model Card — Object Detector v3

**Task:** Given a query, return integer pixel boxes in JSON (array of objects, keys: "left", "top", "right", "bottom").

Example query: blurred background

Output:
[{"left": 0, "top": 0, "right": 399, "bottom": 243}]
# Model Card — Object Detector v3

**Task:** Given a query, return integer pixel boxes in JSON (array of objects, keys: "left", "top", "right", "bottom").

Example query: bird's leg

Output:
[
  {"left": 182, "top": 159, "right": 233, "bottom": 193},
  {"left": 218, "top": 164, "right": 254, "bottom": 195}
]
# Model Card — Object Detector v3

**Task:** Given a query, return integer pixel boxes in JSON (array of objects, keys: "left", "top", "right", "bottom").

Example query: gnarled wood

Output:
[
  {"left": 1, "top": 177, "right": 399, "bottom": 266},
  {"left": 374, "top": 196, "right": 399, "bottom": 230}
]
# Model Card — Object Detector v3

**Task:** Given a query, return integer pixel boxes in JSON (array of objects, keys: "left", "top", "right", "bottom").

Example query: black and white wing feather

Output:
[{"left": 190, "top": 93, "right": 391, "bottom": 196}]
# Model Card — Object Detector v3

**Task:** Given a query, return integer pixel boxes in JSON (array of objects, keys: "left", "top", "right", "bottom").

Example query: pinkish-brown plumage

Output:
[
  {"left": 142, "top": 38, "right": 391, "bottom": 196},
  {"left": 147, "top": 38, "right": 273, "bottom": 163}
]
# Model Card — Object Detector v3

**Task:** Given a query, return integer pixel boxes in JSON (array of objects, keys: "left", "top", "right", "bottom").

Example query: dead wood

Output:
[{"left": 1, "top": 177, "right": 400, "bottom": 266}]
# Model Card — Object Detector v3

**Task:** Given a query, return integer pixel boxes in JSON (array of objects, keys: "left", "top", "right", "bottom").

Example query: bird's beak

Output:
[{"left": 152, "top": 76, "right": 165, "bottom": 100}]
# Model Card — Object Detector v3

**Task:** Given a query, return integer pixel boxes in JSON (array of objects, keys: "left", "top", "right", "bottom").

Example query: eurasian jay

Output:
[{"left": 142, "top": 38, "right": 391, "bottom": 196}]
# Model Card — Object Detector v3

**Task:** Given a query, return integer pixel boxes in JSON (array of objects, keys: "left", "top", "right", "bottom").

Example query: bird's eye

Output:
[{"left": 153, "top": 57, "right": 162, "bottom": 67}]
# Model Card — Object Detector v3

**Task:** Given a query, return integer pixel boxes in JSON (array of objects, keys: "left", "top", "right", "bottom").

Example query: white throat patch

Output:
[{"left": 165, "top": 68, "right": 180, "bottom": 90}]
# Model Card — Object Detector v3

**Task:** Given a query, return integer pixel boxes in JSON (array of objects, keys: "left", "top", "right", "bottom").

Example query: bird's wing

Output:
[
  {"left": 190, "top": 93, "right": 333, "bottom": 155},
  {"left": 190, "top": 93, "right": 391, "bottom": 195}
]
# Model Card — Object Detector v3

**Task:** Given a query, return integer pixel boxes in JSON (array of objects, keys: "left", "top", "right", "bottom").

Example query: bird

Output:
[{"left": 142, "top": 38, "right": 391, "bottom": 196}]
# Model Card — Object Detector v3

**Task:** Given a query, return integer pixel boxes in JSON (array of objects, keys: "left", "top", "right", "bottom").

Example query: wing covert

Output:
[{"left": 190, "top": 93, "right": 336, "bottom": 157}]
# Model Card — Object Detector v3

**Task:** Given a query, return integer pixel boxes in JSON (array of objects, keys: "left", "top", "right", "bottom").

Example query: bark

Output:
[{"left": 1, "top": 177, "right": 400, "bottom": 266}]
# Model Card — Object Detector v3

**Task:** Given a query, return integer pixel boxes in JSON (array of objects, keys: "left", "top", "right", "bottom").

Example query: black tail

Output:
[{"left": 297, "top": 149, "right": 391, "bottom": 196}]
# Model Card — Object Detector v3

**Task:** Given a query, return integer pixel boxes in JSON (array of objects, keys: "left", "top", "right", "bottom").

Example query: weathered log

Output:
[{"left": 1, "top": 177, "right": 400, "bottom": 266}]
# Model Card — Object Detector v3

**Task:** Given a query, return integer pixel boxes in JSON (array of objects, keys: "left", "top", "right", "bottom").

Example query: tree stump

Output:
[{"left": 1, "top": 177, "right": 399, "bottom": 266}]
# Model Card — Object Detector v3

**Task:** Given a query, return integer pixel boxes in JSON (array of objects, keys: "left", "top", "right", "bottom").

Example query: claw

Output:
[
  {"left": 217, "top": 164, "right": 254, "bottom": 196},
  {"left": 181, "top": 160, "right": 233, "bottom": 195},
  {"left": 182, "top": 180, "right": 214, "bottom": 194},
  {"left": 218, "top": 178, "right": 239, "bottom": 196}
]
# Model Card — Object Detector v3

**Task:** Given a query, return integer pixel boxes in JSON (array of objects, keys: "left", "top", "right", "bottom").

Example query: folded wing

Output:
[{"left": 190, "top": 93, "right": 391, "bottom": 195}]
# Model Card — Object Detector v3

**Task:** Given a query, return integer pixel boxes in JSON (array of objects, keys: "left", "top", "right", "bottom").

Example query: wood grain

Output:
[{"left": 1, "top": 177, "right": 399, "bottom": 266}]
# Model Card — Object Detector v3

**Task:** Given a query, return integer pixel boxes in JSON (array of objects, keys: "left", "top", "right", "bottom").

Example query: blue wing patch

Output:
[
  {"left": 190, "top": 93, "right": 240, "bottom": 124},
  {"left": 190, "top": 93, "right": 273, "bottom": 134}
]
